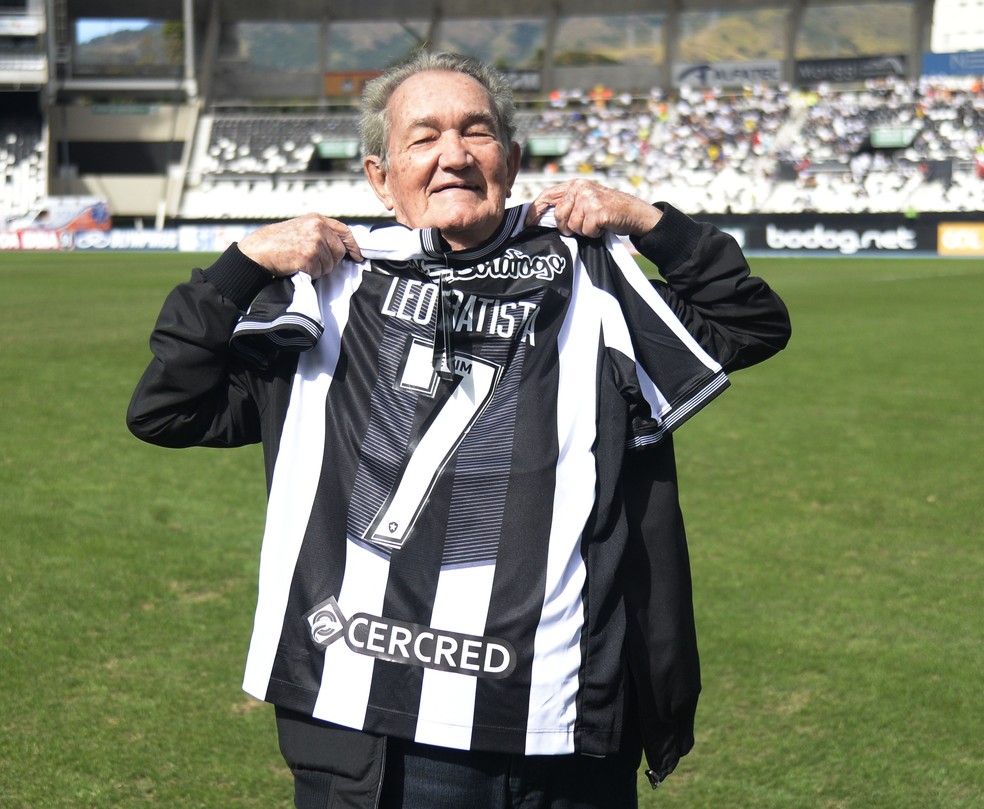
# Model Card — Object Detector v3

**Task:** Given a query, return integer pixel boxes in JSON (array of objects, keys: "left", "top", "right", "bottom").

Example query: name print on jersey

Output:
[
  {"left": 446, "top": 289, "right": 540, "bottom": 345},
  {"left": 380, "top": 276, "right": 542, "bottom": 345},
  {"left": 306, "top": 596, "right": 517, "bottom": 679}
]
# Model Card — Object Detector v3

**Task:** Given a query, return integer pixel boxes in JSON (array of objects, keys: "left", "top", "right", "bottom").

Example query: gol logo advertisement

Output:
[{"left": 938, "top": 223, "right": 984, "bottom": 257}]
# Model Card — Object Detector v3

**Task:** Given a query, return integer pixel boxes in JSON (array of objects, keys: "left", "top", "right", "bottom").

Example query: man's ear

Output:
[
  {"left": 505, "top": 141, "right": 522, "bottom": 198},
  {"left": 364, "top": 156, "right": 395, "bottom": 211}
]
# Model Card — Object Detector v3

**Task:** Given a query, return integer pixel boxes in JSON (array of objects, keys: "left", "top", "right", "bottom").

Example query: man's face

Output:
[{"left": 364, "top": 70, "right": 521, "bottom": 251}]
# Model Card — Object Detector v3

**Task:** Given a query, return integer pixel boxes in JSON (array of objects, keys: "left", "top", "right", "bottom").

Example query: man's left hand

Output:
[{"left": 525, "top": 179, "right": 663, "bottom": 238}]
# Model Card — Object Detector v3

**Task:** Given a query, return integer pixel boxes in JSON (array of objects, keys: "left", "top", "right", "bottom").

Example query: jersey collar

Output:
[{"left": 415, "top": 203, "right": 531, "bottom": 265}]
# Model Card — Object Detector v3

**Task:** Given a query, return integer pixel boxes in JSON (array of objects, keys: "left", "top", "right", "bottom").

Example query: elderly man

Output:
[{"left": 128, "top": 51, "right": 789, "bottom": 809}]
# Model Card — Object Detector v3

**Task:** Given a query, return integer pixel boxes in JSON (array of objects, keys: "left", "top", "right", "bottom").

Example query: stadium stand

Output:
[
  {"left": 774, "top": 77, "right": 984, "bottom": 212},
  {"left": 177, "top": 77, "right": 983, "bottom": 220},
  {"left": 2, "top": 1, "right": 982, "bottom": 224},
  {"left": 0, "top": 107, "right": 45, "bottom": 226},
  {"left": 200, "top": 112, "right": 361, "bottom": 175}
]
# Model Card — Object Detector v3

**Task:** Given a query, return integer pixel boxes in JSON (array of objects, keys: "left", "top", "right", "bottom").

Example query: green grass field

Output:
[{"left": 1, "top": 251, "right": 981, "bottom": 808}]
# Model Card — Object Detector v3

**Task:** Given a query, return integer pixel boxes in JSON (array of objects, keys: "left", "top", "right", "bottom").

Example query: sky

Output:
[{"left": 75, "top": 19, "right": 151, "bottom": 44}]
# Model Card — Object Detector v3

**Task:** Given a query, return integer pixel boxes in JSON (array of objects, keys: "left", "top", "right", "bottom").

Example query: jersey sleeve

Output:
[
  {"left": 588, "top": 234, "right": 730, "bottom": 449},
  {"left": 126, "top": 249, "right": 271, "bottom": 449}
]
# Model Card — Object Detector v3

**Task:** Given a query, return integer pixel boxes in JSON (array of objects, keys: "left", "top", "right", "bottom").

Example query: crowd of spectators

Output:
[
  {"left": 516, "top": 83, "right": 792, "bottom": 213},
  {"left": 513, "top": 77, "right": 984, "bottom": 214},
  {"left": 186, "top": 76, "right": 982, "bottom": 217}
]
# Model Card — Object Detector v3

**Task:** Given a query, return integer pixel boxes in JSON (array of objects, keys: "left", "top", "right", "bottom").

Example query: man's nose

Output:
[{"left": 438, "top": 132, "right": 472, "bottom": 170}]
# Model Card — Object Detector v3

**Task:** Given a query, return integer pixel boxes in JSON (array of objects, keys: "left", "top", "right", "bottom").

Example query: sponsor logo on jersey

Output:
[
  {"left": 305, "top": 596, "right": 517, "bottom": 679},
  {"left": 306, "top": 596, "right": 347, "bottom": 647}
]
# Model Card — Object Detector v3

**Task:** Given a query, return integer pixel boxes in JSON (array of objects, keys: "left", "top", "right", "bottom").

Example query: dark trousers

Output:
[{"left": 276, "top": 707, "right": 640, "bottom": 809}]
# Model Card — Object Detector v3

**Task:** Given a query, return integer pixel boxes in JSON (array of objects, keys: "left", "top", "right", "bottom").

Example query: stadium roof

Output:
[
  {"left": 60, "top": 0, "right": 935, "bottom": 97},
  {"left": 68, "top": 0, "right": 900, "bottom": 24}
]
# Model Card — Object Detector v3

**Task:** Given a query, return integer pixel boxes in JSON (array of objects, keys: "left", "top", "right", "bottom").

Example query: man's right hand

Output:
[{"left": 237, "top": 213, "right": 364, "bottom": 279}]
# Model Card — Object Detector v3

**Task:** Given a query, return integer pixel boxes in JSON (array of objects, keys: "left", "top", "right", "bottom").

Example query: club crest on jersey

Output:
[{"left": 304, "top": 597, "right": 517, "bottom": 679}]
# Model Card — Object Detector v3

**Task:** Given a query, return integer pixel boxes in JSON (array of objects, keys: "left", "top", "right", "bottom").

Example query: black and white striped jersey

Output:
[{"left": 226, "top": 208, "right": 728, "bottom": 756}]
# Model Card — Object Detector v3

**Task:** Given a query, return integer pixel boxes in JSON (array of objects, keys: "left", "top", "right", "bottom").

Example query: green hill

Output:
[{"left": 74, "top": 9, "right": 913, "bottom": 74}]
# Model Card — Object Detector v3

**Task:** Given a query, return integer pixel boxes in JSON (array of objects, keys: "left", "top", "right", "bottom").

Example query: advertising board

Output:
[
  {"left": 937, "top": 223, "right": 984, "bottom": 257},
  {"left": 4, "top": 217, "right": 982, "bottom": 258},
  {"left": 795, "top": 55, "right": 907, "bottom": 84},
  {"left": 673, "top": 61, "right": 782, "bottom": 87}
]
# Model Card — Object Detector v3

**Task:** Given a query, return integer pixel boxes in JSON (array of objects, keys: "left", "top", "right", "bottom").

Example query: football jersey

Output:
[{"left": 238, "top": 207, "right": 729, "bottom": 756}]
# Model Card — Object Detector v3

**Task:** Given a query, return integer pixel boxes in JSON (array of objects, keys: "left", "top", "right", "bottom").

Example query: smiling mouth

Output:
[{"left": 433, "top": 183, "right": 480, "bottom": 194}]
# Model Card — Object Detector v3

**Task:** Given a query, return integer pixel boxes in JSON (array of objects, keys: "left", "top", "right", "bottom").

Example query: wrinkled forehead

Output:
[{"left": 387, "top": 70, "right": 498, "bottom": 128}]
